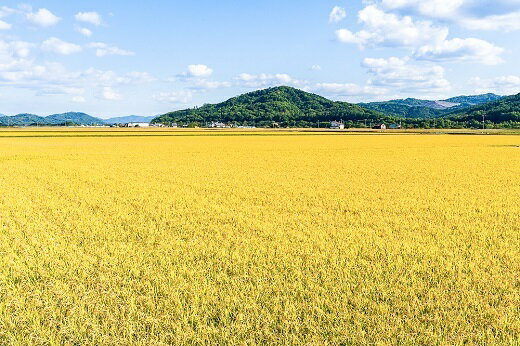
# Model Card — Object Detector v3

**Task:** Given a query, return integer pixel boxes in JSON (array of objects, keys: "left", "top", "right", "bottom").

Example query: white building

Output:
[
  {"left": 126, "top": 122, "right": 151, "bottom": 127},
  {"left": 330, "top": 121, "right": 345, "bottom": 129},
  {"left": 210, "top": 122, "right": 227, "bottom": 128}
]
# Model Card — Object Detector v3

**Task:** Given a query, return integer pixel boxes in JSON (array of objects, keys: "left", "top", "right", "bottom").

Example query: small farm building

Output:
[
  {"left": 330, "top": 121, "right": 345, "bottom": 129},
  {"left": 126, "top": 122, "right": 151, "bottom": 127}
]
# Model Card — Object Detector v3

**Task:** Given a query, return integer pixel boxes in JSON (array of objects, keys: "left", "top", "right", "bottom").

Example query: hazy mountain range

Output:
[
  {"left": 0, "top": 113, "right": 155, "bottom": 126},
  {"left": 153, "top": 87, "right": 518, "bottom": 128},
  {"left": 359, "top": 93, "right": 503, "bottom": 118},
  {"left": 1, "top": 88, "right": 518, "bottom": 128}
]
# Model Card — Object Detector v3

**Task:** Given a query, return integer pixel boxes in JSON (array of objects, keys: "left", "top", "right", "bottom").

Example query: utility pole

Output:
[{"left": 482, "top": 114, "right": 485, "bottom": 130}]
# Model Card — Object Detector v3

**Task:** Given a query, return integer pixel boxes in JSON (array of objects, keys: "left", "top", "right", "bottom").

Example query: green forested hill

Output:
[
  {"left": 359, "top": 102, "right": 443, "bottom": 118},
  {"left": 444, "top": 93, "right": 502, "bottom": 105},
  {"left": 444, "top": 93, "right": 520, "bottom": 126},
  {"left": 153, "top": 86, "right": 392, "bottom": 127},
  {"left": 0, "top": 112, "right": 104, "bottom": 126}
]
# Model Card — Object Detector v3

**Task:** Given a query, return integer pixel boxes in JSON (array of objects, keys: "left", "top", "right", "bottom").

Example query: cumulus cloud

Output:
[
  {"left": 0, "top": 40, "right": 33, "bottom": 61},
  {"left": 80, "top": 68, "right": 155, "bottom": 86},
  {"left": 0, "top": 20, "right": 11, "bottom": 30},
  {"left": 185, "top": 64, "right": 213, "bottom": 78},
  {"left": 153, "top": 90, "right": 193, "bottom": 104},
  {"left": 0, "top": 6, "right": 15, "bottom": 18},
  {"left": 311, "top": 65, "right": 322, "bottom": 71},
  {"left": 102, "top": 87, "right": 122, "bottom": 101},
  {"left": 87, "top": 42, "right": 135, "bottom": 57},
  {"left": 26, "top": 8, "right": 61, "bottom": 27},
  {"left": 362, "top": 56, "right": 451, "bottom": 93},
  {"left": 76, "top": 27, "right": 93, "bottom": 37},
  {"left": 381, "top": 0, "right": 465, "bottom": 19},
  {"left": 0, "top": 37, "right": 156, "bottom": 107},
  {"left": 335, "top": 4, "right": 505, "bottom": 65},
  {"left": 173, "top": 65, "right": 232, "bottom": 90},
  {"left": 314, "top": 83, "right": 387, "bottom": 97},
  {"left": 190, "top": 79, "right": 231, "bottom": 90},
  {"left": 329, "top": 6, "right": 347, "bottom": 23},
  {"left": 42, "top": 37, "right": 82, "bottom": 55},
  {"left": 335, "top": 5, "right": 448, "bottom": 48},
  {"left": 236, "top": 73, "right": 306, "bottom": 88},
  {"left": 125, "top": 71, "right": 156, "bottom": 83},
  {"left": 72, "top": 96, "right": 86, "bottom": 103},
  {"left": 471, "top": 76, "right": 520, "bottom": 95},
  {"left": 75, "top": 12, "right": 102, "bottom": 26},
  {"left": 414, "top": 38, "right": 504, "bottom": 65},
  {"left": 461, "top": 12, "right": 520, "bottom": 31},
  {"left": 378, "top": 0, "right": 520, "bottom": 32}
]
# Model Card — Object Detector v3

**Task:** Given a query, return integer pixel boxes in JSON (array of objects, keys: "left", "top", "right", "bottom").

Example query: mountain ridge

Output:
[
  {"left": 1, "top": 88, "right": 518, "bottom": 128},
  {"left": 0, "top": 112, "right": 104, "bottom": 126},
  {"left": 359, "top": 93, "right": 503, "bottom": 118},
  {"left": 153, "top": 86, "right": 390, "bottom": 127}
]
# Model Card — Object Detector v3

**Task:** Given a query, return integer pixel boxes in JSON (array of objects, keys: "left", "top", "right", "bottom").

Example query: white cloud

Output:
[
  {"left": 236, "top": 73, "right": 306, "bottom": 88},
  {"left": 0, "top": 19, "right": 11, "bottom": 30},
  {"left": 0, "top": 6, "right": 15, "bottom": 18},
  {"left": 335, "top": 4, "right": 505, "bottom": 65},
  {"left": 0, "top": 37, "right": 156, "bottom": 106},
  {"left": 75, "top": 12, "right": 102, "bottom": 26},
  {"left": 471, "top": 76, "right": 520, "bottom": 95},
  {"left": 461, "top": 12, "right": 520, "bottom": 32},
  {"left": 125, "top": 71, "right": 156, "bottom": 83},
  {"left": 381, "top": 0, "right": 465, "bottom": 19},
  {"left": 26, "top": 8, "right": 61, "bottom": 27},
  {"left": 42, "top": 37, "right": 82, "bottom": 55},
  {"left": 311, "top": 65, "right": 322, "bottom": 71},
  {"left": 190, "top": 79, "right": 232, "bottom": 90},
  {"left": 186, "top": 64, "right": 213, "bottom": 78},
  {"left": 153, "top": 90, "right": 193, "bottom": 104},
  {"left": 314, "top": 83, "right": 387, "bottom": 96},
  {"left": 0, "top": 40, "right": 33, "bottom": 61},
  {"left": 80, "top": 68, "right": 155, "bottom": 86},
  {"left": 379, "top": 0, "right": 520, "bottom": 32},
  {"left": 336, "top": 5, "right": 448, "bottom": 48},
  {"left": 76, "top": 27, "right": 93, "bottom": 37},
  {"left": 414, "top": 38, "right": 504, "bottom": 65},
  {"left": 329, "top": 6, "right": 347, "bottom": 23},
  {"left": 103, "top": 87, "right": 122, "bottom": 101},
  {"left": 72, "top": 96, "right": 86, "bottom": 103},
  {"left": 87, "top": 42, "right": 135, "bottom": 57},
  {"left": 362, "top": 56, "right": 451, "bottom": 93}
]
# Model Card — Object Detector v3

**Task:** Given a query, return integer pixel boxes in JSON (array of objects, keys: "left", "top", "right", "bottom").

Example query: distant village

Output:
[{"left": 120, "top": 120, "right": 402, "bottom": 130}]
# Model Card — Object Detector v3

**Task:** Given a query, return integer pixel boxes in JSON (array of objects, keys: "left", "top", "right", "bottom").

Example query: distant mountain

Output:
[
  {"left": 153, "top": 86, "right": 388, "bottom": 127},
  {"left": 443, "top": 93, "right": 502, "bottom": 105},
  {"left": 103, "top": 115, "right": 155, "bottom": 124},
  {"left": 0, "top": 114, "right": 46, "bottom": 126},
  {"left": 358, "top": 102, "right": 444, "bottom": 118},
  {"left": 445, "top": 93, "right": 520, "bottom": 124},
  {"left": 360, "top": 93, "right": 503, "bottom": 118},
  {"left": 45, "top": 112, "right": 104, "bottom": 125},
  {"left": 0, "top": 112, "right": 104, "bottom": 126}
]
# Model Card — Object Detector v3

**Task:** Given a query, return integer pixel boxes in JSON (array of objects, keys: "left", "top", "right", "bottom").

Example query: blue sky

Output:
[{"left": 0, "top": 0, "right": 519, "bottom": 118}]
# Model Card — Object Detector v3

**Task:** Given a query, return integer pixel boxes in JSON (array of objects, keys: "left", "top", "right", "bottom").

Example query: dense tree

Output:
[{"left": 153, "top": 87, "right": 520, "bottom": 128}]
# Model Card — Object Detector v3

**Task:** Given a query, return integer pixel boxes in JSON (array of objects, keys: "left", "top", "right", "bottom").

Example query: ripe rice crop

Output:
[{"left": 0, "top": 131, "right": 519, "bottom": 344}]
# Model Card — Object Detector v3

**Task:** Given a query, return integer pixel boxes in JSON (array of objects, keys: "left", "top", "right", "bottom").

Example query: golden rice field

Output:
[{"left": 0, "top": 129, "right": 519, "bottom": 344}]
